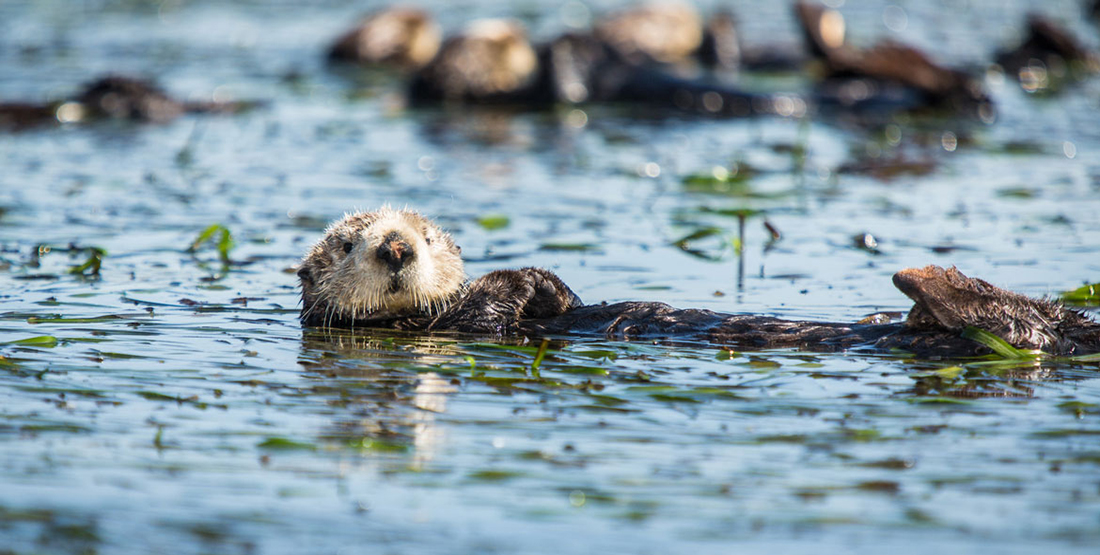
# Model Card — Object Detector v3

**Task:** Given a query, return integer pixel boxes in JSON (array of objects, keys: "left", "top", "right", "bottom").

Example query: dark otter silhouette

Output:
[
  {"left": 794, "top": 1, "right": 992, "bottom": 116},
  {"left": 994, "top": 14, "right": 1098, "bottom": 88},
  {"left": 405, "top": 7, "right": 992, "bottom": 118},
  {"left": 327, "top": 6, "right": 441, "bottom": 69},
  {"left": 407, "top": 24, "right": 799, "bottom": 117},
  {"left": 0, "top": 75, "right": 254, "bottom": 130}
]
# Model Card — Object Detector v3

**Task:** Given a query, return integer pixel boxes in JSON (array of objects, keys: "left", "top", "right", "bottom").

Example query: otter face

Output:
[{"left": 299, "top": 207, "right": 465, "bottom": 325}]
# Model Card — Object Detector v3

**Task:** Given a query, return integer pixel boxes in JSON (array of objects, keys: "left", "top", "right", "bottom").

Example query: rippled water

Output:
[{"left": 2, "top": 1, "right": 1099, "bottom": 553}]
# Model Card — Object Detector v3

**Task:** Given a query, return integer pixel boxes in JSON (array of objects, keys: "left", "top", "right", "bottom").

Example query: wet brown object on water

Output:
[
  {"left": 595, "top": 1, "right": 704, "bottom": 64},
  {"left": 76, "top": 76, "right": 187, "bottom": 122},
  {"left": 0, "top": 103, "right": 57, "bottom": 130},
  {"left": 328, "top": 7, "right": 442, "bottom": 69},
  {"left": 519, "top": 267, "right": 1100, "bottom": 357},
  {"left": 300, "top": 210, "right": 1100, "bottom": 358},
  {"left": 1, "top": 75, "right": 254, "bottom": 130},
  {"left": 995, "top": 14, "right": 1099, "bottom": 86},
  {"left": 408, "top": 19, "right": 539, "bottom": 103},
  {"left": 407, "top": 19, "right": 791, "bottom": 116},
  {"left": 892, "top": 266, "right": 1100, "bottom": 355},
  {"left": 794, "top": 1, "right": 990, "bottom": 113}
]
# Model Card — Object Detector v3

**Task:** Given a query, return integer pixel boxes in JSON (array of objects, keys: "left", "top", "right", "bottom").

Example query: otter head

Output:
[{"left": 298, "top": 207, "right": 465, "bottom": 326}]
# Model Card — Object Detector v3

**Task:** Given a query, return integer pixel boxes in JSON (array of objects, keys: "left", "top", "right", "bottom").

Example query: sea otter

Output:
[
  {"left": 0, "top": 75, "right": 254, "bottom": 130},
  {"left": 327, "top": 6, "right": 442, "bottom": 69},
  {"left": 406, "top": 18, "right": 798, "bottom": 116},
  {"left": 794, "top": 1, "right": 991, "bottom": 115},
  {"left": 993, "top": 13, "right": 1099, "bottom": 90},
  {"left": 298, "top": 208, "right": 1100, "bottom": 357}
]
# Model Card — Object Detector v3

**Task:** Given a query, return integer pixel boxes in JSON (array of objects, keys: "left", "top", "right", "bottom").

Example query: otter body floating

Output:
[{"left": 298, "top": 209, "right": 1100, "bottom": 358}]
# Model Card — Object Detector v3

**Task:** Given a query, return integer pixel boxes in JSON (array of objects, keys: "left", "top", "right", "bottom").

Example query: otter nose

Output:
[{"left": 376, "top": 231, "right": 415, "bottom": 273}]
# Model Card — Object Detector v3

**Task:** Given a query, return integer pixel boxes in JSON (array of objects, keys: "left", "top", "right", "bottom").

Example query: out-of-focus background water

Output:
[{"left": 1, "top": 1, "right": 1099, "bottom": 553}]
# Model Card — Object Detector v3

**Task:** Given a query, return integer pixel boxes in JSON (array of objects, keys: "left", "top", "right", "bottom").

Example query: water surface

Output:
[{"left": 1, "top": 1, "right": 1099, "bottom": 553}]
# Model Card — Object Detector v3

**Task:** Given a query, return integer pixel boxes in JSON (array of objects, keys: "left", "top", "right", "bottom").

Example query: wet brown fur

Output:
[
  {"left": 328, "top": 7, "right": 442, "bottom": 68},
  {"left": 300, "top": 210, "right": 1100, "bottom": 357}
]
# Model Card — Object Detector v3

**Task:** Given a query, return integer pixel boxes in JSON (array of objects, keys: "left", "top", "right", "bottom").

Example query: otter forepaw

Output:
[{"left": 429, "top": 267, "right": 582, "bottom": 334}]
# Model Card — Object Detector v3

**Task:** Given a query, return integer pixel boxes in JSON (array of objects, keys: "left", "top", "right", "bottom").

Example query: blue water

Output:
[{"left": 1, "top": 1, "right": 1099, "bottom": 553}]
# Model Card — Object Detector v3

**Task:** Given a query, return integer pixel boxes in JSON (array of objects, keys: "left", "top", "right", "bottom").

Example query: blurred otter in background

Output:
[
  {"left": 596, "top": 2, "right": 805, "bottom": 72},
  {"left": 408, "top": 19, "right": 542, "bottom": 104},
  {"left": 407, "top": 17, "right": 801, "bottom": 117},
  {"left": 327, "top": 6, "right": 442, "bottom": 69},
  {"left": 794, "top": 1, "right": 992, "bottom": 116},
  {"left": 405, "top": 3, "right": 992, "bottom": 117},
  {"left": 594, "top": 1, "right": 705, "bottom": 65},
  {"left": 0, "top": 75, "right": 255, "bottom": 130},
  {"left": 994, "top": 14, "right": 1099, "bottom": 91}
]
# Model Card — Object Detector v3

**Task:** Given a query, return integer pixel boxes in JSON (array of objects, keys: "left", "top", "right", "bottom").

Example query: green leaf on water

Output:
[
  {"left": 258, "top": 437, "right": 316, "bottom": 451},
  {"left": 538, "top": 243, "right": 600, "bottom": 252},
  {"left": 476, "top": 214, "right": 510, "bottom": 231},
  {"left": 649, "top": 394, "right": 702, "bottom": 403},
  {"left": 27, "top": 315, "right": 123, "bottom": 324},
  {"left": 1061, "top": 283, "right": 1100, "bottom": 306},
  {"left": 1056, "top": 401, "right": 1100, "bottom": 416},
  {"left": 715, "top": 349, "right": 740, "bottom": 360},
  {"left": 672, "top": 226, "right": 723, "bottom": 248},
  {"left": 68, "top": 247, "right": 106, "bottom": 277},
  {"left": 911, "top": 366, "right": 965, "bottom": 380},
  {"left": 468, "top": 469, "right": 523, "bottom": 481},
  {"left": 189, "top": 224, "right": 235, "bottom": 263},
  {"left": 530, "top": 338, "right": 550, "bottom": 376},
  {"left": 672, "top": 226, "right": 728, "bottom": 260},
  {"left": 996, "top": 187, "right": 1038, "bottom": 199},
  {"left": 137, "top": 391, "right": 180, "bottom": 402},
  {"left": 961, "top": 326, "right": 1041, "bottom": 360},
  {"left": 571, "top": 349, "right": 618, "bottom": 361},
  {"left": 682, "top": 164, "right": 756, "bottom": 185},
  {"left": 7, "top": 336, "right": 59, "bottom": 348}
]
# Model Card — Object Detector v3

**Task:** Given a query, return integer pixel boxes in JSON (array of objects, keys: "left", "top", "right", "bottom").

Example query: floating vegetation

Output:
[
  {"left": 476, "top": 214, "right": 510, "bottom": 231},
  {"left": 538, "top": 243, "right": 600, "bottom": 252},
  {"left": 961, "top": 326, "right": 1042, "bottom": 360},
  {"left": 530, "top": 338, "right": 550, "bottom": 376},
  {"left": 257, "top": 437, "right": 317, "bottom": 451},
  {"left": 67, "top": 247, "right": 106, "bottom": 278},
  {"left": 468, "top": 469, "right": 523, "bottom": 482},
  {"left": 681, "top": 163, "right": 760, "bottom": 196},
  {"left": 6, "top": 335, "right": 59, "bottom": 348},
  {"left": 1057, "top": 401, "right": 1100, "bottom": 417},
  {"left": 1061, "top": 283, "right": 1100, "bottom": 306},
  {"left": 997, "top": 187, "right": 1039, "bottom": 199},
  {"left": 188, "top": 224, "right": 235, "bottom": 264},
  {"left": 672, "top": 226, "right": 728, "bottom": 260},
  {"left": 911, "top": 366, "right": 965, "bottom": 380}
]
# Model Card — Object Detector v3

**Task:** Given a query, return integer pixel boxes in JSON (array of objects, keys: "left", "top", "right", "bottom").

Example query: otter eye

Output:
[
  {"left": 342, "top": 241, "right": 353, "bottom": 254},
  {"left": 425, "top": 236, "right": 432, "bottom": 245}
]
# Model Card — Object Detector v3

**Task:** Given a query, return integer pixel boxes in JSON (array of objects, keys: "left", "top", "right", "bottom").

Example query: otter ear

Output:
[{"left": 297, "top": 266, "right": 312, "bottom": 285}]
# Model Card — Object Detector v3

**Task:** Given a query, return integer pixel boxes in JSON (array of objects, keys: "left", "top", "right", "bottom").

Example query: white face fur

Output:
[{"left": 302, "top": 207, "right": 465, "bottom": 322}]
